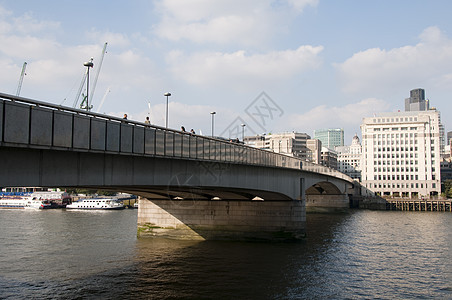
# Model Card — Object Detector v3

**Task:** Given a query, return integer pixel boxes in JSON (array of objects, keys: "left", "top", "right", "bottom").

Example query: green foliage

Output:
[
  {"left": 444, "top": 180, "right": 452, "bottom": 198},
  {"left": 63, "top": 188, "right": 117, "bottom": 196}
]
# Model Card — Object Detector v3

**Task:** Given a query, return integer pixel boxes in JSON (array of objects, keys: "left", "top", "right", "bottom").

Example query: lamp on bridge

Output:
[
  {"left": 210, "top": 111, "right": 216, "bottom": 137},
  {"left": 241, "top": 123, "right": 246, "bottom": 142},
  {"left": 83, "top": 58, "right": 94, "bottom": 111},
  {"left": 164, "top": 92, "right": 171, "bottom": 128}
]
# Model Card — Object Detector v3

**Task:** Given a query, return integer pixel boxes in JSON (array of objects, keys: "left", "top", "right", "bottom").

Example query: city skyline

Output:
[{"left": 1, "top": 1, "right": 452, "bottom": 142}]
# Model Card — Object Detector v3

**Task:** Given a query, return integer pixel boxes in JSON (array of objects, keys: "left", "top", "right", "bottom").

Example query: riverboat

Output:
[
  {"left": 65, "top": 198, "right": 125, "bottom": 210},
  {"left": 0, "top": 196, "right": 52, "bottom": 209},
  {"left": 30, "top": 191, "right": 72, "bottom": 208}
]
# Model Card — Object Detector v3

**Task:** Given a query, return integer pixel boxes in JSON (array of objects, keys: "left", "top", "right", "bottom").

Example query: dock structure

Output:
[{"left": 386, "top": 199, "right": 452, "bottom": 212}]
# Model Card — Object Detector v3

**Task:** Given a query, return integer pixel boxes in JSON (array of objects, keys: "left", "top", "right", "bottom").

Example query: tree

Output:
[
  {"left": 64, "top": 188, "right": 117, "bottom": 196},
  {"left": 443, "top": 180, "right": 452, "bottom": 199}
]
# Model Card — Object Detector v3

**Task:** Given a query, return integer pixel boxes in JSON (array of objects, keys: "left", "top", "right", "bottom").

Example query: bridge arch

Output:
[
  {"left": 306, "top": 181, "right": 342, "bottom": 195},
  {"left": 305, "top": 180, "right": 351, "bottom": 212}
]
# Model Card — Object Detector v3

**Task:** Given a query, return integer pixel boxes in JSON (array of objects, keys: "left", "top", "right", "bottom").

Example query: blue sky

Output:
[{"left": 1, "top": 0, "right": 451, "bottom": 142}]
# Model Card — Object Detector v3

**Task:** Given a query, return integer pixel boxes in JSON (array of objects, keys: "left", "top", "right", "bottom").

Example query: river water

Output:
[{"left": 0, "top": 208, "right": 451, "bottom": 299}]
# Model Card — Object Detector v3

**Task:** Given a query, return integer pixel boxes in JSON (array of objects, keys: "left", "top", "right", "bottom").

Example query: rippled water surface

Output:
[{"left": 0, "top": 209, "right": 451, "bottom": 299}]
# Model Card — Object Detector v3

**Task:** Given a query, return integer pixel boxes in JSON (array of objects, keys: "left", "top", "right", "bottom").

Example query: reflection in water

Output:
[{"left": 0, "top": 209, "right": 451, "bottom": 299}]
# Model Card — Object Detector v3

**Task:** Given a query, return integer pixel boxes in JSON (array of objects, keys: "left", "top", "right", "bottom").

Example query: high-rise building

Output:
[
  {"left": 336, "top": 134, "right": 362, "bottom": 181},
  {"left": 361, "top": 109, "right": 442, "bottom": 198},
  {"left": 405, "top": 88, "right": 429, "bottom": 111},
  {"left": 313, "top": 128, "right": 344, "bottom": 149},
  {"left": 447, "top": 131, "right": 452, "bottom": 145}
]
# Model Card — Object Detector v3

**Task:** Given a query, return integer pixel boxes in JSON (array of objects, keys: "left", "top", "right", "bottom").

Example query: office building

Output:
[
  {"left": 313, "top": 128, "right": 344, "bottom": 149},
  {"left": 306, "top": 139, "right": 322, "bottom": 164},
  {"left": 405, "top": 88, "right": 429, "bottom": 111},
  {"left": 244, "top": 132, "right": 311, "bottom": 159},
  {"left": 361, "top": 109, "right": 442, "bottom": 198},
  {"left": 336, "top": 134, "right": 362, "bottom": 181},
  {"left": 320, "top": 147, "right": 338, "bottom": 169}
]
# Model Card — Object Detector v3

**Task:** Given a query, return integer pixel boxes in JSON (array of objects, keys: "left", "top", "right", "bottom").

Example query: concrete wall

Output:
[
  {"left": 305, "top": 194, "right": 350, "bottom": 213},
  {"left": 138, "top": 198, "right": 305, "bottom": 241}
]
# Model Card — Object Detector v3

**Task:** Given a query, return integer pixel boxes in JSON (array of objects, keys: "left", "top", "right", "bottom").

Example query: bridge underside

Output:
[
  {"left": 89, "top": 186, "right": 293, "bottom": 201},
  {"left": 1, "top": 146, "right": 308, "bottom": 240},
  {"left": 0, "top": 146, "right": 352, "bottom": 240}
]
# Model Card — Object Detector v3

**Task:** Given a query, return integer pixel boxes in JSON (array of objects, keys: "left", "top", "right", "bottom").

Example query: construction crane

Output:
[
  {"left": 96, "top": 87, "right": 111, "bottom": 113},
  {"left": 73, "top": 60, "right": 90, "bottom": 108},
  {"left": 89, "top": 42, "right": 107, "bottom": 104},
  {"left": 74, "top": 42, "right": 108, "bottom": 110},
  {"left": 16, "top": 62, "right": 27, "bottom": 96}
]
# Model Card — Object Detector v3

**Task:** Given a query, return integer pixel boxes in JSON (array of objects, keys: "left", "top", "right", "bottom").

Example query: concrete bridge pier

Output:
[
  {"left": 137, "top": 198, "right": 305, "bottom": 241},
  {"left": 305, "top": 194, "right": 350, "bottom": 213}
]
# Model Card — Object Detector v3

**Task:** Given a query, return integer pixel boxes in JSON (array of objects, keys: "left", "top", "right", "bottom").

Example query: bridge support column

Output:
[
  {"left": 305, "top": 194, "right": 349, "bottom": 213},
  {"left": 137, "top": 198, "right": 305, "bottom": 241}
]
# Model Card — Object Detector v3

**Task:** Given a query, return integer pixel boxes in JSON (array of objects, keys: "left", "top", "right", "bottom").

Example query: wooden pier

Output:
[{"left": 386, "top": 199, "right": 452, "bottom": 212}]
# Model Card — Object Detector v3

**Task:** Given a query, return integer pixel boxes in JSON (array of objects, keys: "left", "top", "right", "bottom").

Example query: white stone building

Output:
[
  {"left": 244, "top": 132, "right": 310, "bottom": 160},
  {"left": 336, "top": 134, "right": 362, "bottom": 181},
  {"left": 320, "top": 147, "right": 338, "bottom": 169},
  {"left": 360, "top": 109, "right": 442, "bottom": 198},
  {"left": 306, "top": 139, "right": 322, "bottom": 164}
]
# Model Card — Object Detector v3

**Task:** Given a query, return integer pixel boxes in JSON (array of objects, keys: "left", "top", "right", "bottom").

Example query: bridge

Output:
[{"left": 0, "top": 92, "right": 357, "bottom": 241}]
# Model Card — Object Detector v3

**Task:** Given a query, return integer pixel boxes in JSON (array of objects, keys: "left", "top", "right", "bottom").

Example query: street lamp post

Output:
[
  {"left": 210, "top": 111, "right": 216, "bottom": 137},
  {"left": 164, "top": 92, "right": 171, "bottom": 128},
  {"left": 241, "top": 124, "right": 246, "bottom": 142},
  {"left": 83, "top": 58, "right": 94, "bottom": 111}
]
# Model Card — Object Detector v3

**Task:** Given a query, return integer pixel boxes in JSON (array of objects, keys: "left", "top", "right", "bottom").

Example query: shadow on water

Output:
[{"left": 118, "top": 212, "right": 353, "bottom": 299}]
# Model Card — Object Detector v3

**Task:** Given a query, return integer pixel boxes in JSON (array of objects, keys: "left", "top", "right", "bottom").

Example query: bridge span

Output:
[{"left": 0, "top": 92, "right": 357, "bottom": 240}]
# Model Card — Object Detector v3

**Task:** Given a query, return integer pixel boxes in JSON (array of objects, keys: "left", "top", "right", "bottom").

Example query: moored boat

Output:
[
  {"left": 0, "top": 196, "right": 51, "bottom": 209},
  {"left": 65, "top": 198, "right": 124, "bottom": 210},
  {"left": 30, "top": 191, "right": 72, "bottom": 208}
]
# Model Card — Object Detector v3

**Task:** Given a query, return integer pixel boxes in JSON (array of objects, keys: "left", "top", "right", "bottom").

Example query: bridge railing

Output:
[
  {"left": 300, "top": 160, "right": 354, "bottom": 182},
  {"left": 0, "top": 92, "right": 352, "bottom": 182}
]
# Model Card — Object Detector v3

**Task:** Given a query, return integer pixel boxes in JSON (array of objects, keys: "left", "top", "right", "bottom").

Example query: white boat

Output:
[
  {"left": 0, "top": 196, "right": 52, "bottom": 209},
  {"left": 30, "top": 191, "right": 72, "bottom": 208},
  {"left": 66, "top": 198, "right": 125, "bottom": 210}
]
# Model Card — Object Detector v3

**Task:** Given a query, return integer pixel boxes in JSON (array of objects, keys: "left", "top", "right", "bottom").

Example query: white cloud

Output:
[
  {"left": 156, "top": 14, "right": 271, "bottom": 46},
  {"left": 0, "top": 6, "right": 59, "bottom": 36},
  {"left": 12, "top": 12, "right": 60, "bottom": 34},
  {"left": 154, "top": 0, "right": 318, "bottom": 46},
  {"left": 335, "top": 26, "right": 452, "bottom": 96},
  {"left": 166, "top": 45, "right": 323, "bottom": 88},
  {"left": 0, "top": 35, "right": 61, "bottom": 60},
  {"left": 287, "top": 0, "right": 319, "bottom": 12},
  {"left": 284, "top": 98, "right": 391, "bottom": 137},
  {"left": 86, "top": 30, "right": 131, "bottom": 48}
]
